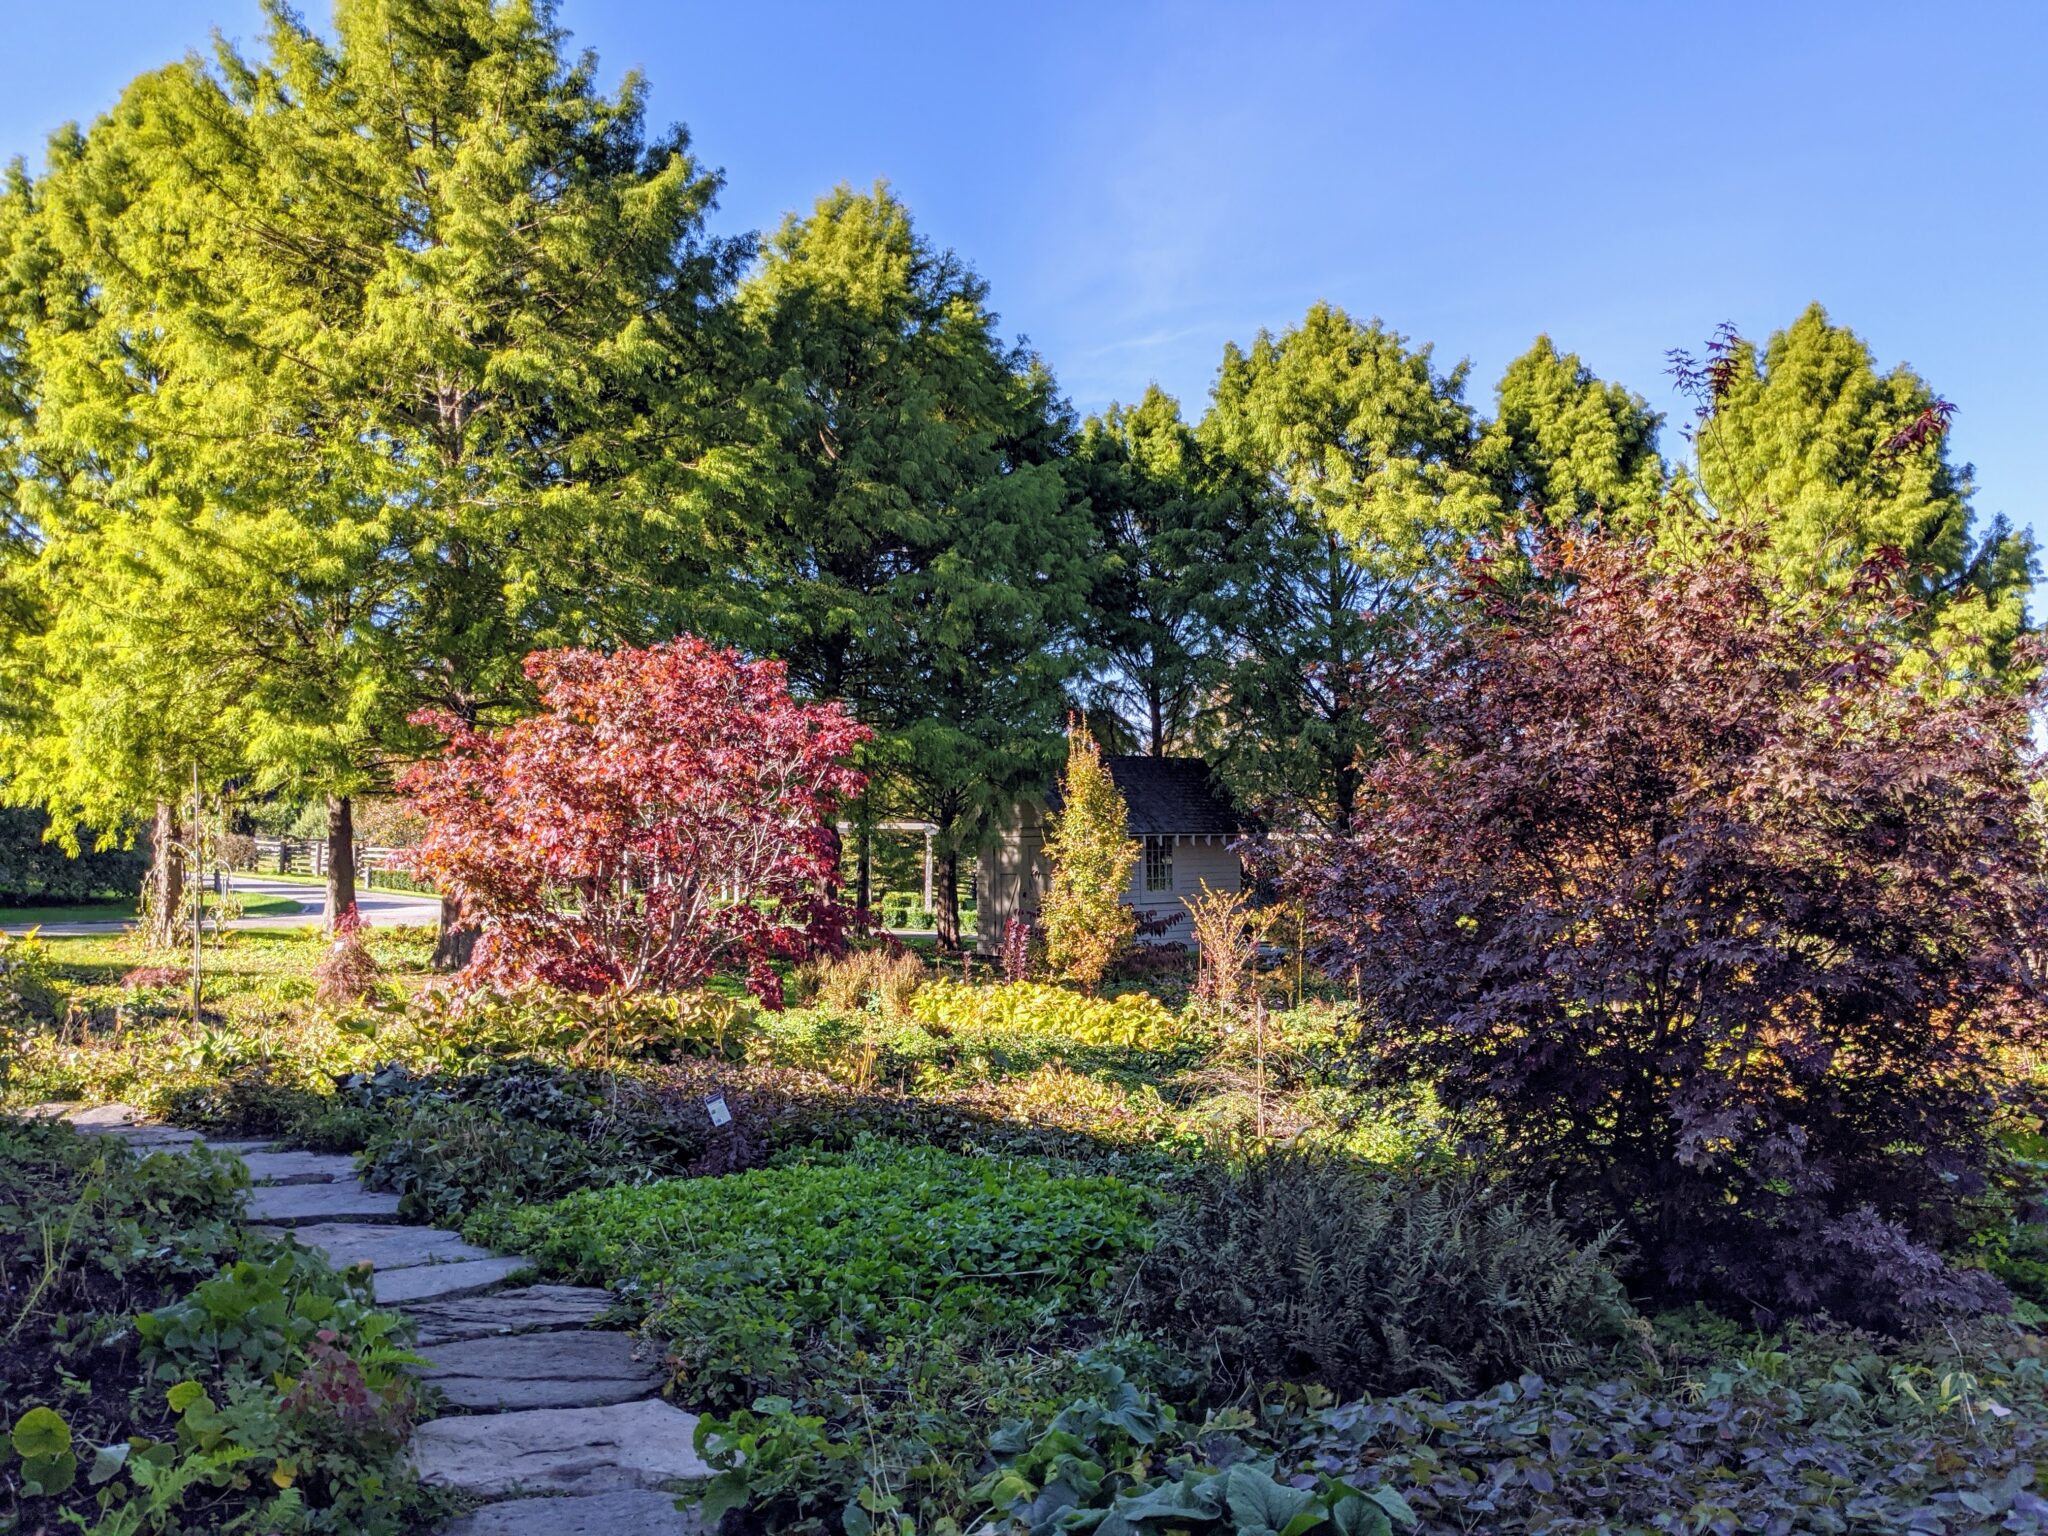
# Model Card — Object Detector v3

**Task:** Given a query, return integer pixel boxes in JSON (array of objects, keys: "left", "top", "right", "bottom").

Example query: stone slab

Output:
[
  {"left": 408, "top": 1286, "right": 617, "bottom": 1347},
  {"left": 439, "top": 1490, "right": 702, "bottom": 1536},
  {"left": 421, "top": 1331, "right": 660, "bottom": 1412},
  {"left": 108, "top": 1127, "right": 204, "bottom": 1150},
  {"left": 375, "top": 1255, "right": 530, "bottom": 1306},
  {"left": 238, "top": 1150, "right": 359, "bottom": 1185},
  {"left": 256, "top": 1223, "right": 493, "bottom": 1272},
  {"left": 22, "top": 1105, "right": 264, "bottom": 1155},
  {"left": 33, "top": 1104, "right": 179, "bottom": 1144},
  {"left": 244, "top": 1180, "right": 402, "bottom": 1226},
  {"left": 53, "top": 1105, "right": 200, "bottom": 1151},
  {"left": 29, "top": 1101, "right": 144, "bottom": 1127},
  {"left": 411, "top": 1398, "right": 711, "bottom": 1497}
]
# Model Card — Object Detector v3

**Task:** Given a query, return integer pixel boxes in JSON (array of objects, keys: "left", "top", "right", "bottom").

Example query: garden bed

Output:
[
  {"left": 0, "top": 1116, "right": 446, "bottom": 1533},
  {"left": 6, "top": 928, "right": 2047, "bottom": 1534}
]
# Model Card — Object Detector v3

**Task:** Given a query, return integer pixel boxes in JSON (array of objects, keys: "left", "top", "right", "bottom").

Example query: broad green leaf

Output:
[
  {"left": 23, "top": 1450, "right": 78, "bottom": 1495},
  {"left": 11, "top": 1406, "right": 71, "bottom": 1459},
  {"left": 1364, "top": 1486, "right": 1416, "bottom": 1525},
  {"left": 1223, "top": 1464, "right": 1316, "bottom": 1533},
  {"left": 698, "top": 1471, "right": 753, "bottom": 1527},
  {"left": 1326, "top": 1494, "right": 1394, "bottom": 1536}
]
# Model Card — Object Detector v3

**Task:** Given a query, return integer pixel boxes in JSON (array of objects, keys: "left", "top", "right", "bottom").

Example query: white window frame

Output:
[{"left": 1143, "top": 835, "right": 1174, "bottom": 893}]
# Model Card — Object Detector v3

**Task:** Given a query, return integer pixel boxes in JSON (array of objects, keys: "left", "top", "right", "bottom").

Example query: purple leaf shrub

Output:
[{"left": 1298, "top": 530, "right": 2048, "bottom": 1327}]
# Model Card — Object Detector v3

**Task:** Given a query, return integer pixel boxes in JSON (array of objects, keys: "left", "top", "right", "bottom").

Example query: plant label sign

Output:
[{"left": 704, "top": 1094, "right": 732, "bottom": 1128}]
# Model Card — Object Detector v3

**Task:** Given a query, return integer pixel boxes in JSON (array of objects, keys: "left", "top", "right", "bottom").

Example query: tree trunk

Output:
[
  {"left": 325, "top": 793, "right": 357, "bottom": 929},
  {"left": 1334, "top": 764, "right": 1360, "bottom": 835},
  {"left": 143, "top": 799, "right": 185, "bottom": 949},
  {"left": 433, "top": 895, "right": 477, "bottom": 971},
  {"left": 822, "top": 820, "right": 844, "bottom": 904},
  {"left": 934, "top": 844, "right": 961, "bottom": 950}
]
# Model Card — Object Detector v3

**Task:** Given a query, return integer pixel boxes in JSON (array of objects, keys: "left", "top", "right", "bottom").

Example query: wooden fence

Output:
[{"left": 247, "top": 838, "right": 434, "bottom": 893}]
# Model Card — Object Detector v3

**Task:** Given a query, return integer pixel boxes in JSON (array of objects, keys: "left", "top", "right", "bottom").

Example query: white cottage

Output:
[{"left": 975, "top": 755, "right": 1247, "bottom": 952}]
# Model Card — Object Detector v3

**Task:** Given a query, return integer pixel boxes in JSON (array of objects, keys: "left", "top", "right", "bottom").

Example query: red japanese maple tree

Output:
[{"left": 402, "top": 637, "right": 869, "bottom": 1005}]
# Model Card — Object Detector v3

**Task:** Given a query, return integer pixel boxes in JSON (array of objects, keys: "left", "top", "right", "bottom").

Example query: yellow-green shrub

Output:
[
  {"left": 909, "top": 980, "right": 1186, "bottom": 1050},
  {"left": 4, "top": 1009, "right": 372, "bottom": 1121},
  {"left": 1039, "top": 728, "right": 1138, "bottom": 987},
  {"left": 996, "top": 1064, "right": 1175, "bottom": 1142}
]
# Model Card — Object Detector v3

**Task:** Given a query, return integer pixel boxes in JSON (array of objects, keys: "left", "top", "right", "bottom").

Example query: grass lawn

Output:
[
  {"left": 886, "top": 928, "right": 980, "bottom": 954},
  {"left": 0, "top": 892, "right": 306, "bottom": 928},
  {"left": 8, "top": 925, "right": 437, "bottom": 1036},
  {"left": 0, "top": 899, "right": 141, "bottom": 926},
  {"left": 226, "top": 866, "right": 436, "bottom": 895},
  {"left": 27, "top": 923, "right": 436, "bottom": 981}
]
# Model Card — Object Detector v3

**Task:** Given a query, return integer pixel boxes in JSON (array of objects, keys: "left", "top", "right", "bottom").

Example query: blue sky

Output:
[{"left": 7, "top": 1, "right": 2045, "bottom": 552}]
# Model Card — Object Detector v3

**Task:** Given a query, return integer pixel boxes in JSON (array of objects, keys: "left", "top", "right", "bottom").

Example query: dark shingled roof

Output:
[{"left": 1043, "top": 755, "right": 1245, "bottom": 837}]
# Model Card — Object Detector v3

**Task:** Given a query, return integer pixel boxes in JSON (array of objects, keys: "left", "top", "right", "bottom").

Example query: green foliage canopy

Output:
[
  {"left": 0, "top": 0, "right": 741, "bottom": 868},
  {"left": 1067, "top": 387, "right": 1237, "bottom": 756},
  {"left": 1478, "top": 334, "right": 1665, "bottom": 532},
  {"left": 1685, "top": 304, "right": 2034, "bottom": 686},
  {"left": 722, "top": 184, "right": 1090, "bottom": 940},
  {"left": 1197, "top": 303, "right": 1497, "bottom": 827}
]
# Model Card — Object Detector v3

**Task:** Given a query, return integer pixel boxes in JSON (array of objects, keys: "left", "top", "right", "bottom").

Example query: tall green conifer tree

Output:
[
  {"left": 724, "top": 184, "right": 1090, "bottom": 946},
  {"left": 1479, "top": 336, "right": 1666, "bottom": 531},
  {"left": 1, "top": 0, "right": 741, "bottom": 932},
  {"left": 1198, "top": 303, "right": 1497, "bottom": 828},
  {"left": 1067, "top": 387, "right": 1237, "bottom": 756},
  {"left": 0, "top": 137, "right": 231, "bottom": 938},
  {"left": 1683, "top": 304, "right": 2033, "bottom": 686}
]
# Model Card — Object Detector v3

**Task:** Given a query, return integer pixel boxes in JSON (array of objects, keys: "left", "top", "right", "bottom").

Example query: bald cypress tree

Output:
[
  {"left": 1683, "top": 305, "right": 2034, "bottom": 686},
  {"left": 1067, "top": 387, "right": 1237, "bottom": 757},
  {"left": 1479, "top": 335, "right": 1666, "bottom": 532},
  {"left": 0, "top": 0, "right": 740, "bottom": 932},
  {"left": 1198, "top": 303, "right": 1497, "bottom": 829}
]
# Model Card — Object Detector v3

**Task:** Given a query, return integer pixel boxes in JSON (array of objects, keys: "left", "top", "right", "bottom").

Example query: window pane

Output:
[{"left": 1145, "top": 836, "right": 1173, "bottom": 892}]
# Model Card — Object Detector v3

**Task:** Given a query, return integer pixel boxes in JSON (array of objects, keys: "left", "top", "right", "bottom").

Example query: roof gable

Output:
[{"left": 1042, "top": 755, "right": 1245, "bottom": 837}]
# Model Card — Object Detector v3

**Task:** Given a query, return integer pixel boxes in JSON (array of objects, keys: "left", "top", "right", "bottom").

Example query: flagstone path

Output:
[{"left": 29, "top": 1102, "right": 711, "bottom": 1534}]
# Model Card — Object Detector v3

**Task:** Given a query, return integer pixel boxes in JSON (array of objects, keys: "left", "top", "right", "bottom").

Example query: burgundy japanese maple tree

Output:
[
  {"left": 402, "top": 637, "right": 869, "bottom": 1006},
  {"left": 1300, "top": 530, "right": 2048, "bottom": 1327}
]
